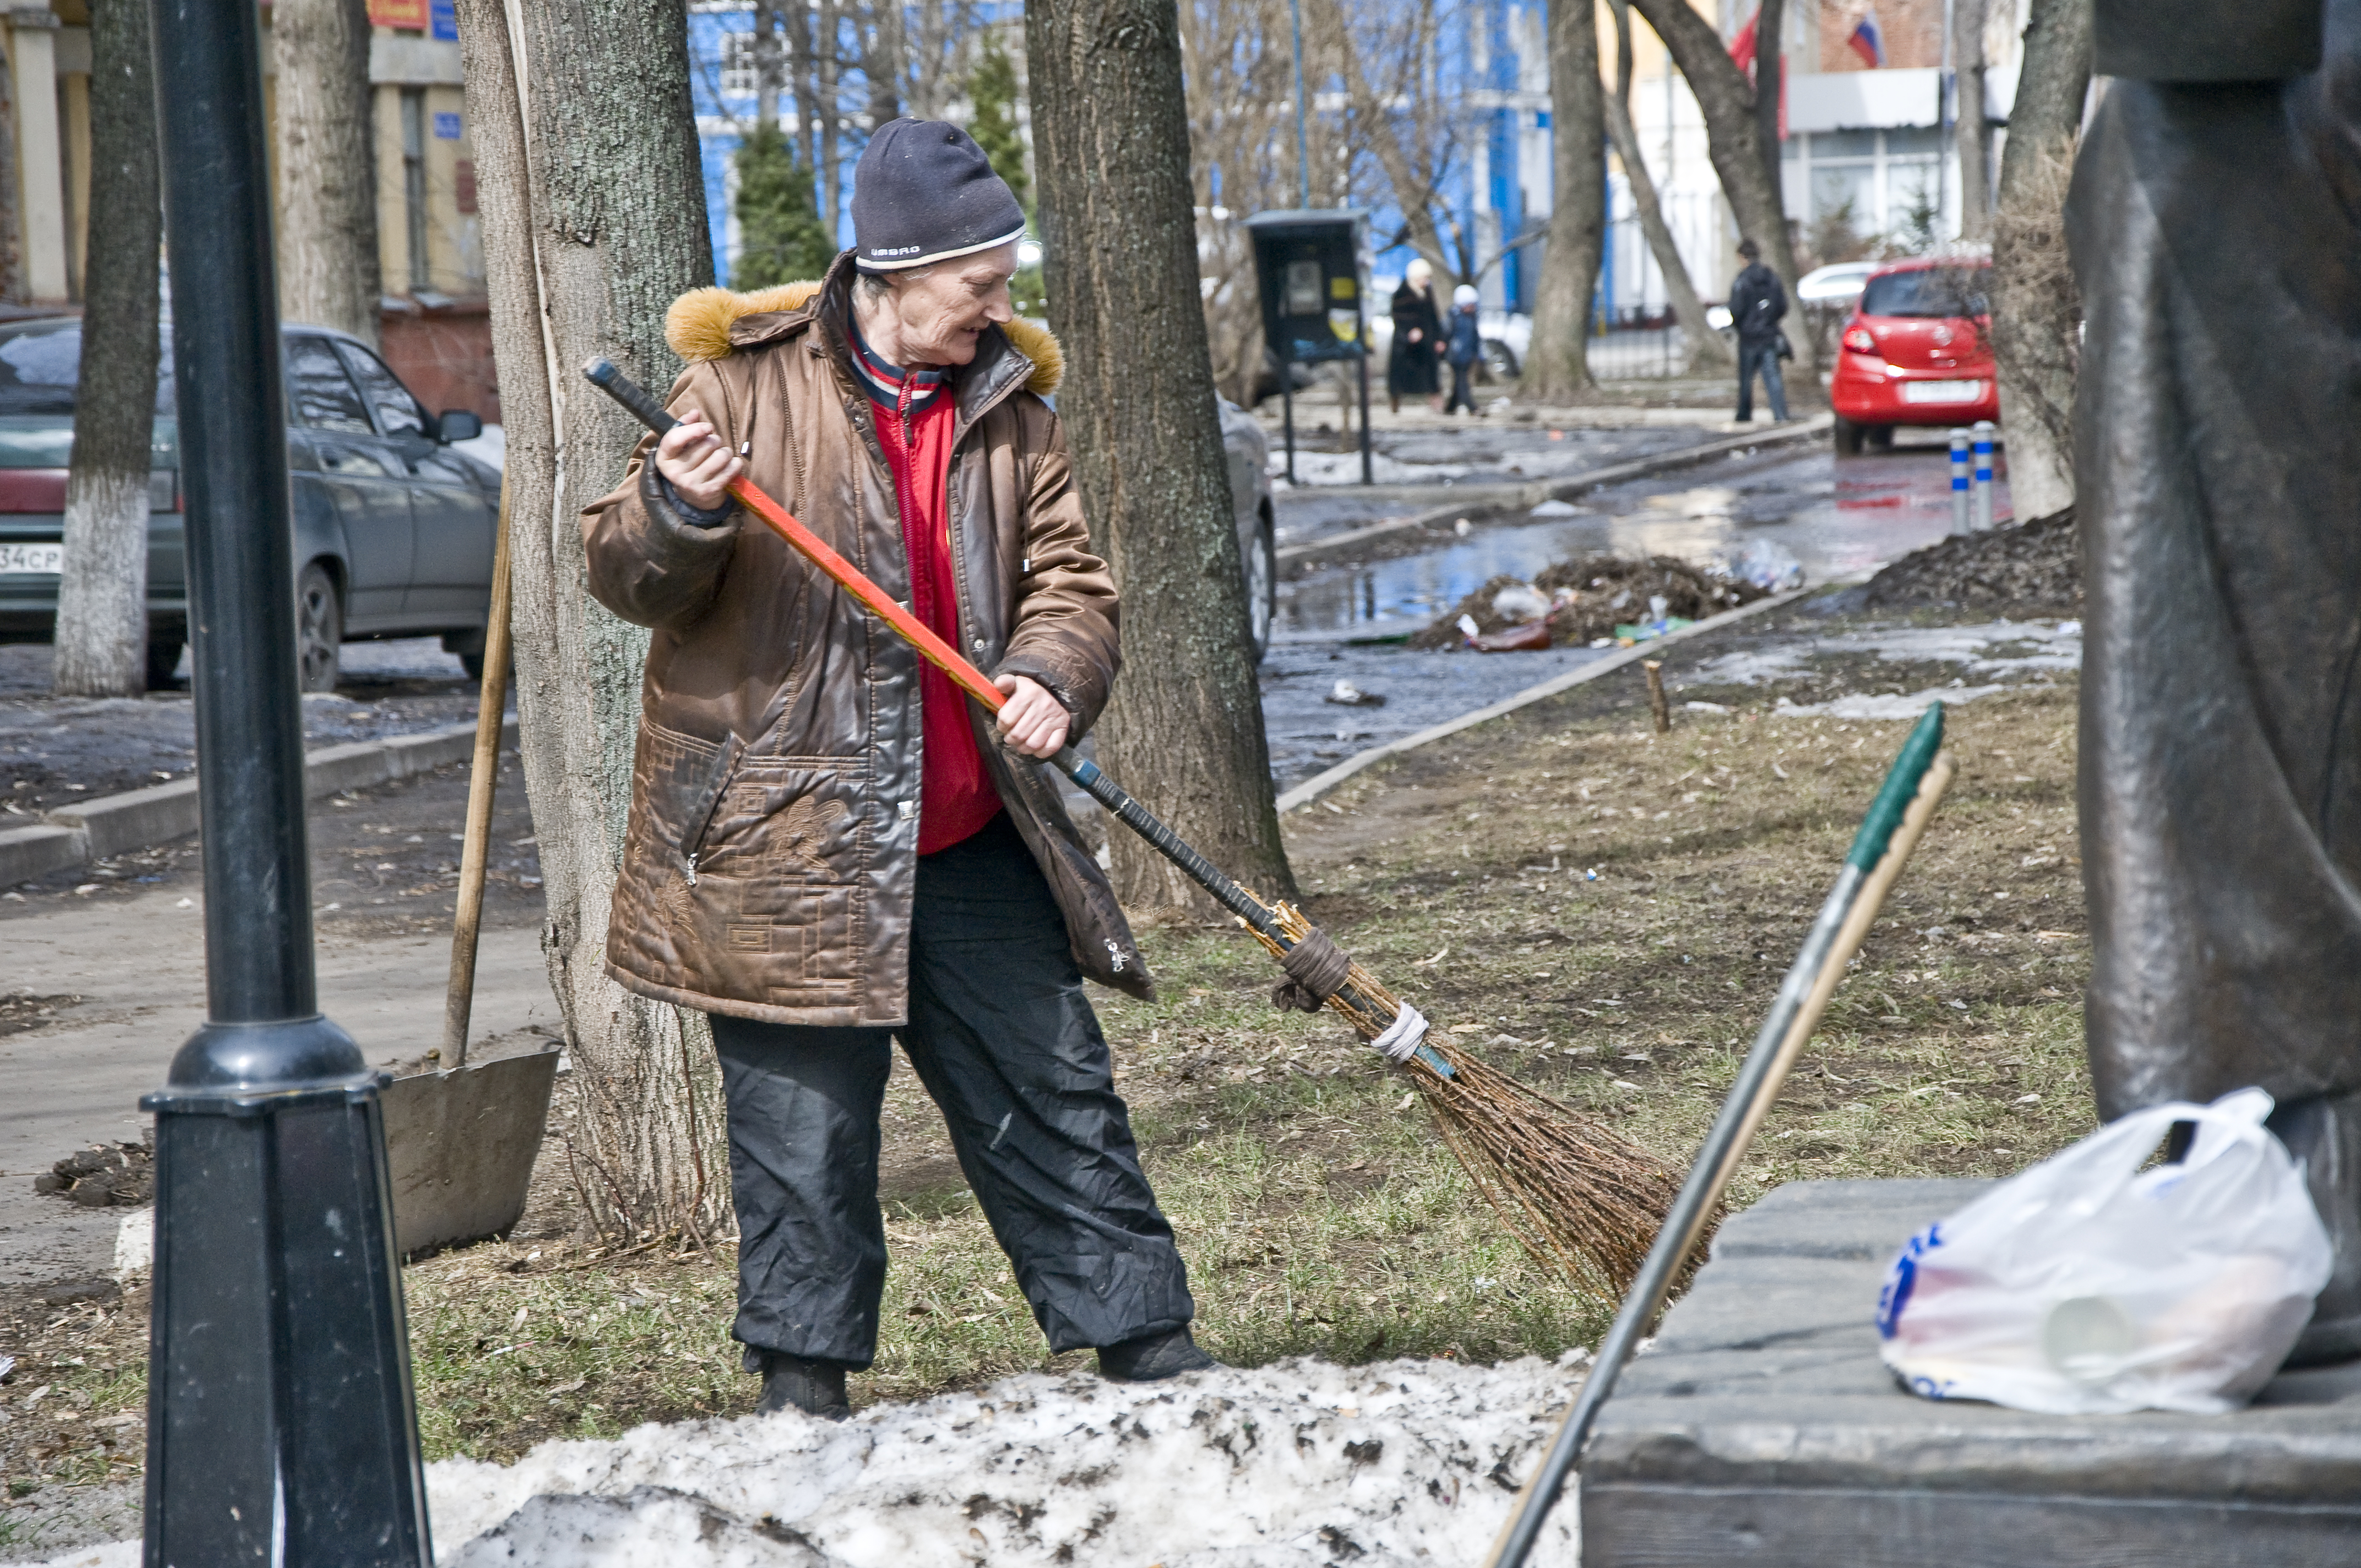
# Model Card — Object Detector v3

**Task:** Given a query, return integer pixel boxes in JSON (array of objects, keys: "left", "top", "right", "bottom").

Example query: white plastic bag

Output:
[{"left": 1875, "top": 1086, "right": 2333, "bottom": 1414}]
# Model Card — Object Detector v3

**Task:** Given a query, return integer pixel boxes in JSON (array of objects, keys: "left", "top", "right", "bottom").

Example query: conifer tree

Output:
[
  {"left": 733, "top": 122, "right": 837, "bottom": 289},
  {"left": 966, "top": 40, "right": 1030, "bottom": 217}
]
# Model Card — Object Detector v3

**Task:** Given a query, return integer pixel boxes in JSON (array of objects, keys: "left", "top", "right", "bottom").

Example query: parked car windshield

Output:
[
  {"left": 1859, "top": 266, "right": 1990, "bottom": 319},
  {"left": 0, "top": 321, "right": 175, "bottom": 417}
]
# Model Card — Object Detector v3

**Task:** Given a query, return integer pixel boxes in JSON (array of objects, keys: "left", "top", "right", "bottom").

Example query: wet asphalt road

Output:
[{"left": 1257, "top": 422, "right": 2014, "bottom": 788}]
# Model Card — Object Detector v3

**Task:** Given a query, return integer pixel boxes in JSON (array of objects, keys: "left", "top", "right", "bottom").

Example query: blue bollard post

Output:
[
  {"left": 1949, "top": 429, "right": 1971, "bottom": 535},
  {"left": 1972, "top": 420, "right": 1996, "bottom": 532}
]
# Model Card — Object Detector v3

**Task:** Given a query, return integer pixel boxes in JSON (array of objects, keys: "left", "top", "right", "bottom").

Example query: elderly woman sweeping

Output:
[{"left": 580, "top": 119, "right": 1213, "bottom": 1420}]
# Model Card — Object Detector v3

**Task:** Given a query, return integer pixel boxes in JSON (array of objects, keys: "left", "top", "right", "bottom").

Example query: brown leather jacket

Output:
[{"left": 582, "top": 254, "right": 1151, "bottom": 1026}]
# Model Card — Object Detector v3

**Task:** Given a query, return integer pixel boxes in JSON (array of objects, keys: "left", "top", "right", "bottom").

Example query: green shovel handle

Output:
[{"left": 1846, "top": 703, "right": 1945, "bottom": 872}]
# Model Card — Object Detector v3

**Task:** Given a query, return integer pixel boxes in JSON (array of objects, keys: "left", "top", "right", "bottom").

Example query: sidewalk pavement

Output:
[{"left": 0, "top": 890, "right": 558, "bottom": 1287}]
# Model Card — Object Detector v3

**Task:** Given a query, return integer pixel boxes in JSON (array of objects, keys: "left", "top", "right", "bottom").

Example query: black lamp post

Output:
[{"left": 140, "top": 0, "right": 430, "bottom": 1561}]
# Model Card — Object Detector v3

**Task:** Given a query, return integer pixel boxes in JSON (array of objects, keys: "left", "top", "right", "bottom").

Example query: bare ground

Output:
[{"left": 0, "top": 597, "right": 2091, "bottom": 1555}]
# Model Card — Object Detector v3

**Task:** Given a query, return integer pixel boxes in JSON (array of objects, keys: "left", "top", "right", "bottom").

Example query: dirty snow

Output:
[
  {"left": 1691, "top": 618, "right": 2082, "bottom": 691},
  {"left": 1773, "top": 686, "right": 2008, "bottom": 720},
  {"left": 18, "top": 1355, "right": 1584, "bottom": 1568}
]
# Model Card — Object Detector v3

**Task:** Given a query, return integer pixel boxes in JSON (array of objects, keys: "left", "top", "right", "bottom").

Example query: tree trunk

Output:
[
  {"left": 454, "top": 0, "right": 730, "bottom": 1245},
  {"left": 753, "top": 2, "right": 779, "bottom": 132},
  {"left": 1522, "top": 0, "right": 1605, "bottom": 403},
  {"left": 1753, "top": 0, "right": 1784, "bottom": 232},
  {"left": 53, "top": 0, "right": 158, "bottom": 700},
  {"left": 1606, "top": 0, "right": 1728, "bottom": 372},
  {"left": 1989, "top": 0, "right": 2090, "bottom": 520},
  {"left": 274, "top": 0, "right": 381, "bottom": 347},
  {"left": 1954, "top": 0, "right": 1992, "bottom": 241},
  {"left": 1026, "top": 0, "right": 1294, "bottom": 918},
  {"left": 785, "top": 0, "right": 820, "bottom": 175},
  {"left": 1630, "top": 0, "right": 1802, "bottom": 349},
  {"left": 819, "top": 0, "right": 843, "bottom": 239}
]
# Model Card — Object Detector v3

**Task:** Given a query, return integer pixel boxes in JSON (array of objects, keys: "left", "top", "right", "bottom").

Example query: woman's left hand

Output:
[{"left": 994, "top": 674, "right": 1070, "bottom": 759}]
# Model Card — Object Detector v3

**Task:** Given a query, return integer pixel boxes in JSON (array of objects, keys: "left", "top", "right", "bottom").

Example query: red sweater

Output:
[{"left": 870, "top": 384, "right": 1003, "bottom": 855}]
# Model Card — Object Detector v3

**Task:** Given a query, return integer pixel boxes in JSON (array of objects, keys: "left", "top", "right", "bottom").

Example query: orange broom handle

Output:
[{"left": 583, "top": 357, "right": 1008, "bottom": 716}]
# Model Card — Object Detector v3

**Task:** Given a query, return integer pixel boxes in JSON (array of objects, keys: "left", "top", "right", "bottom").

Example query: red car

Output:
[{"left": 1830, "top": 257, "right": 2000, "bottom": 454}]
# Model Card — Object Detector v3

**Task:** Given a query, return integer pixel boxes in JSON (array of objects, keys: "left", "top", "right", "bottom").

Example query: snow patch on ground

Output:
[
  {"left": 1691, "top": 618, "right": 2082, "bottom": 689},
  {"left": 19, "top": 1355, "right": 1584, "bottom": 1568},
  {"left": 1274, "top": 450, "right": 1482, "bottom": 487},
  {"left": 1774, "top": 685, "right": 2009, "bottom": 720}
]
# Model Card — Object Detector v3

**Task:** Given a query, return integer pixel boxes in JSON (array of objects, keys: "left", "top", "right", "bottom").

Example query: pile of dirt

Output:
[
  {"left": 33, "top": 1140, "right": 152, "bottom": 1208},
  {"left": 1863, "top": 506, "right": 2081, "bottom": 612},
  {"left": 1408, "top": 553, "right": 1768, "bottom": 650}
]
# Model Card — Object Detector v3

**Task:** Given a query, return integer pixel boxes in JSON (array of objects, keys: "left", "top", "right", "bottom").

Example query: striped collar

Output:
[{"left": 848, "top": 320, "right": 948, "bottom": 420}]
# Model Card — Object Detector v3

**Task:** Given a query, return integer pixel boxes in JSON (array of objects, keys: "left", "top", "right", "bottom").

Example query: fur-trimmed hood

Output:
[{"left": 665, "top": 277, "right": 1063, "bottom": 396}]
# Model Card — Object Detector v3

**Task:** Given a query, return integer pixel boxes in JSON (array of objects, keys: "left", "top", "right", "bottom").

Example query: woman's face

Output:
[{"left": 1406, "top": 260, "right": 1432, "bottom": 289}]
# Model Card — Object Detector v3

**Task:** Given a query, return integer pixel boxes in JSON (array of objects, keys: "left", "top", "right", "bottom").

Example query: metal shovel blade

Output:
[{"left": 380, "top": 1047, "right": 560, "bottom": 1256}]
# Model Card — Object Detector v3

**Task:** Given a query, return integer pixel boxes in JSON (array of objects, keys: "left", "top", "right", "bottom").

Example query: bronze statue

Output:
[{"left": 2075, "top": 0, "right": 2361, "bottom": 1363}]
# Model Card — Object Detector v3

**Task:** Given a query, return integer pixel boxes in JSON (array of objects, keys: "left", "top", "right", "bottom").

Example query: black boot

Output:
[
  {"left": 1097, "top": 1325, "right": 1218, "bottom": 1382},
  {"left": 755, "top": 1351, "right": 853, "bottom": 1419}
]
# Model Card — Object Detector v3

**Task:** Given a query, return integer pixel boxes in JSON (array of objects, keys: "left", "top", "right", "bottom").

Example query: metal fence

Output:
[{"left": 1584, "top": 324, "right": 1696, "bottom": 380}]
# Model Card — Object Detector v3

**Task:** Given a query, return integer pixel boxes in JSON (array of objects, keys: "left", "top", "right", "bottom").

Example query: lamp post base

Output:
[{"left": 142, "top": 1019, "right": 431, "bottom": 1568}]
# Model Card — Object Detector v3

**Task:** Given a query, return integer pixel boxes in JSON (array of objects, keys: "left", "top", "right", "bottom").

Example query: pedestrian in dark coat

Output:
[
  {"left": 1443, "top": 284, "right": 1483, "bottom": 416},
  {"left": 586, "top": 120, "right": 1212, "bottom": 1423},
  {"left": 1386, "top": 257, "right": 1443, "bottom": 412},
  {"left": 1728, "top": 237, "right": 1791, "bottom": 422}
]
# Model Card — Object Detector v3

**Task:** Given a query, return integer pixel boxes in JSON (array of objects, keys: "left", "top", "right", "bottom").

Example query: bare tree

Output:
[
  {"left": 1180, "top": 0, "right": 1319, "bottom": 404},
  {"left": 453, "top": 0, "right": 728, "bottom": 1244},
  {"left": 53, "top": 0, "right": 159, "bottom": 699},
  {"left": 1029, "top": 0, "right": 1295, "bottom": 917},
  {"left": 1604, "top": 0, "right": 1727, "bottom": 372},
  {"left": 1954, "top": 0, "right": 1992, "bottom": 241},
  {"left": 1630, "top": 0, "right": 1801, "bottom": 337},
  {"left": 1989, "top": 0, "right": 2090, "bottom": 519},
  {"left": 1328, "top": 0, "right": 1467, "bottom": 288},
  {"left": 274, "top": 0, "right": 380, "bottom": 346},
  {"left": 1521, "top": 0, "right": 1606, "bottom": 402},
  {"left": 752, "top": 3, "right": 781, "bottom": 130}
]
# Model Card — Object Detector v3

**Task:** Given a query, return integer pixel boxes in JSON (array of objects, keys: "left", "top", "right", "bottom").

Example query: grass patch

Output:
[{"left": 3, "top": 620, "right": 2093, "bottom": 1499}]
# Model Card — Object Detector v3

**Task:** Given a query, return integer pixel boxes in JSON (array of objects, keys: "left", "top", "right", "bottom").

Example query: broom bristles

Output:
[{"left": 1244, "top": 898, "right": 1702, "bottom": 1299}]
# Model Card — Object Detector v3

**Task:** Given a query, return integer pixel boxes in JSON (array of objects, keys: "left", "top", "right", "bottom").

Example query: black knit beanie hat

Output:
[{"left": 851, "top": 118, "right": 1027, "bottom": 273}]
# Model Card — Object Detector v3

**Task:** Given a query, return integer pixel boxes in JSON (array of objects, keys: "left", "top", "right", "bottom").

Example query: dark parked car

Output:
[{"left": 0, "top": 318, "right": 497, "bottom": 689}]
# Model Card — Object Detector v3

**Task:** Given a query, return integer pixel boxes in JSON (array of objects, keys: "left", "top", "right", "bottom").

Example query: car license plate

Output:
[
  {"left": 0, "top": 542, "right": 61, "bottom": 574},
  {"left": 1902, "top": 380, "right": 1985, "bottom": 404}
]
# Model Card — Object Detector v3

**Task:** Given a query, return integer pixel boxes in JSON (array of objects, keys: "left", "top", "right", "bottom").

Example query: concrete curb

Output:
[
  {"left": 0, "top": 715, "right": 517, "bottom": 887},
  {"left": 1275, "top": 413, "right": 1834, "bottom": 566},
  {"left": 1272, "top": 586, "right": 1813, "bottom": 813}
]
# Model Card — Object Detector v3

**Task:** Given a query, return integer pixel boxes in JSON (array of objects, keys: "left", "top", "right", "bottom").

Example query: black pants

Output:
[
  {"left": 1445, "top": 361, "right": 1478, "bottom": 413},
  {"left": 709, "top": 814, "right": 1194, "bottom": 1369},
  {"left": 1736, "top": 338, "right": 1790, "bottom": 422}
]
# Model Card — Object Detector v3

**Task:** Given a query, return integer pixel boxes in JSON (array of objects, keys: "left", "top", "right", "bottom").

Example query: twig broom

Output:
[{"left": 585, "top": 358, "right": 1683, "bottom": 1297}]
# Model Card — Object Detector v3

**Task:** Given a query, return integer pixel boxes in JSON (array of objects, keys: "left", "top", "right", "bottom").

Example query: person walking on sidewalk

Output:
[
  {"left": 1443, "top": 284, "right": 1484, "bottom": 416},
  {"left": 1728, "top": 238, "right": 1791, "bottom": 423},
  {"left": 582, "top": 119, "right": 1212, "bottom": 1422},
  {"left": 1386, "top": 258, "right": 1444, "bottom": 415}
]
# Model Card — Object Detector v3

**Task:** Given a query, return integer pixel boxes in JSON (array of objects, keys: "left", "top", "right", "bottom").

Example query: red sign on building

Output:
[{"left": 366, "top": 0, "right": 429, "bottom": 28}]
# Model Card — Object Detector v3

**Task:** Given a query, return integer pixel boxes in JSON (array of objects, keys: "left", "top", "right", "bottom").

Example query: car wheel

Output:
[
  {"left": 1834, "top": 417, "right": 1865, "bottom": 456},
  {"left": 1245, "top": 513, "right": 1276, "bottom": 663},
  {"left": 460, "top": 651, "right": 486, "bottom": 682},
  {"left": 144, "top": 639, "right": 184, "bottom": 690},
  {"left": 295, "top": 563, "right": 342, "bottom": 693},
  {"left": 1866, "top": 424, "right": 1896, "bottom": 450},
  {"left": 1482, "top": 339, "right": 1520, "bottom": 381}
]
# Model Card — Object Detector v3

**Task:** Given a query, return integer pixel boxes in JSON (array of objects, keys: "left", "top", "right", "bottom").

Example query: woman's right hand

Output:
[{"left": 654, "top": 409, "right": 743, "bottom": 511}]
